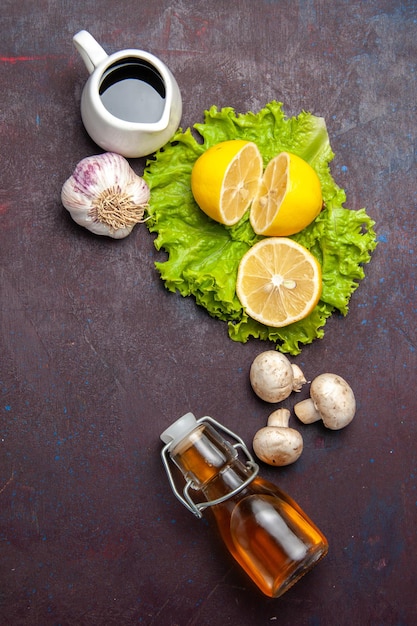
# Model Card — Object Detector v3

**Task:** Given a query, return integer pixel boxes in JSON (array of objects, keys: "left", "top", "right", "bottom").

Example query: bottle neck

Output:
[{"left": 170, "top": 423, "right": 253, "bottom": 499}]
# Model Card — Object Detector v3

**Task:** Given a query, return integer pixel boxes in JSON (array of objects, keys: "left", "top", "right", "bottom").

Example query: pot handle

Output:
[{"left": 73, "top": 30, "right": 108, "bottom": 75}]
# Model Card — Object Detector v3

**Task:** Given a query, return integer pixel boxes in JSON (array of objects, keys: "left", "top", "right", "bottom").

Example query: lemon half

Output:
[
  {"left": 191, "top": 140, "right": 263, "bottom": 226},
  {"left": 249, "top": 152, "right": 323, "bottom": 236},
  {"left": 236, "top": 237, "right": 322, "bottom": 327}
]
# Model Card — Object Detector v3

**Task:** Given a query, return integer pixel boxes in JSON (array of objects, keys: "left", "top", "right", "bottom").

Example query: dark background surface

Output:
[{"left": 1, "top": 1, "right": 416, "bottom": 624}]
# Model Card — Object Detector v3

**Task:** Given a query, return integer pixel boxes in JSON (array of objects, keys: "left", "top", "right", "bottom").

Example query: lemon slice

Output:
[
  {"left": 236, "top": 238, "right": 322, "bottom": 327},
  {"left": 191, "top": 140, "right": 263, "bottom": 225},
  {"left": 250, "top": 152, "right": 323, "bottom": 236}
]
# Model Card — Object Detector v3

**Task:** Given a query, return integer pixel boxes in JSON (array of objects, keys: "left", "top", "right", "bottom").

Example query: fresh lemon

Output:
[
  {"left": 249, "top": 152, "right": 323, "bottom": 236},
  {"left": 191, "top": 140, "right": 263, "bottom": 226},
  {"left": 236, "top": 237, "right": 322, "bottom": 327}
]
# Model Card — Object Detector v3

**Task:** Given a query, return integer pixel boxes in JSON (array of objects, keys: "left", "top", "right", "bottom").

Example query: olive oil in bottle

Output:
[{"left": 161, "top": 413, "right": 328, "bottom": 598}]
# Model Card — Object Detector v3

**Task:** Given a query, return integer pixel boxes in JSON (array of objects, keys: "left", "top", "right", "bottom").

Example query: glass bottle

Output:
[{"left": 160, "top": 413, "right": 328, "bottom": 598}]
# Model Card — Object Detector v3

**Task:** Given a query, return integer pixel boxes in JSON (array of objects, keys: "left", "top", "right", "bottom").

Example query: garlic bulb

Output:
[{"left": 61, "top": 152, "right": 150, "bottom": 239}]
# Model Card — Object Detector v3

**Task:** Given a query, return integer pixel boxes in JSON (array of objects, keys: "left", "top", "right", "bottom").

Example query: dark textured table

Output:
[{"left": 1, "top": 1, "right": 416, "bottom": 624}]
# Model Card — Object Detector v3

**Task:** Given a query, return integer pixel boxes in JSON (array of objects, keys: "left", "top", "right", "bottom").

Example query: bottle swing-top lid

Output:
[
  {"left": 160, "top": 412, "right": 199, "bottom": 450},
  {"left": 160, "top": 412, "right": 259, "bottom": 518}
]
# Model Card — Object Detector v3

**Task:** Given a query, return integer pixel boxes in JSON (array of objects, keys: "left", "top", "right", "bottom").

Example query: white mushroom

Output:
[
  {"left": 250, "top": 351, "right": 306, "bottom": 403},
  {"left": 253, "top": 408, "right": 303, "bottom": 466},
  {"left": 294, "top": 373, "right": 356, "bottom": 430}
]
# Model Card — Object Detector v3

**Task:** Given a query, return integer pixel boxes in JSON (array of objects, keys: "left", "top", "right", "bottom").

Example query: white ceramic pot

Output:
[{"left": 73, "top": 30, "right": 182, "bottom": 158}]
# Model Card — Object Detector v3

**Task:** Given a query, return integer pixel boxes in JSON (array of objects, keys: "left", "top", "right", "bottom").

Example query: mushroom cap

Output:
[
  {"left": 250, "top": 351, "right": 294, "bottom": 403},
  {"left": 310, "top": 373, "right": 356, "bottom": 429},
  {"left": 253, "top": 426, "right": 303, "bottom": 466}
]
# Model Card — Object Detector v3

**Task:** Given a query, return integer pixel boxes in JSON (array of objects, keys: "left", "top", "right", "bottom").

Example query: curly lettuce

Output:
[{"left": 143, "top": 101, "right": 377, "bottom": 354}]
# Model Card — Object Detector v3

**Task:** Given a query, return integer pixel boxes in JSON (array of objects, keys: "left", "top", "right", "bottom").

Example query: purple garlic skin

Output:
[{"left": 61, "top": 152, "right": 150, "bottom": 239}]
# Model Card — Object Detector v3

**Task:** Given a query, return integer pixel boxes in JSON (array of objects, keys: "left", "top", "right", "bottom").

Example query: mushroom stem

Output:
[
  {"left": 294, "top": 398, "right": 322, "bottom": 424},
  {"left": 291, "top": 364, "right": 307, "bottom": 392},
  {"left": 267, "top": 408, "right": 291, "bottom": 428}
]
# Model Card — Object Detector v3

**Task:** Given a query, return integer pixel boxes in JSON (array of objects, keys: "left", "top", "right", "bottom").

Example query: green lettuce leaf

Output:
[{"left": 144, "top": 101, "right": 377, "bottom": 354}]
